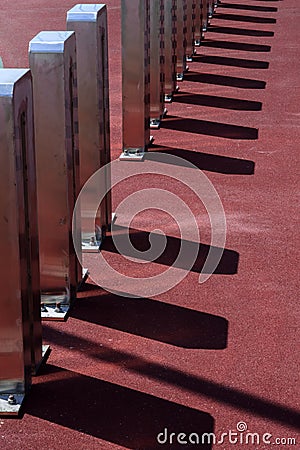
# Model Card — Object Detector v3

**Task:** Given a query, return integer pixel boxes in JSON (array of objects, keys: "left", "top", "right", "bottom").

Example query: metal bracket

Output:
[
  {"left": 177, "top": 73, "right": 184, "bottom": 82},
  {"left": 150, "top": 118, "right": 160, "bottom": 129},
  {"left": 41, "top": 289, "right": 71, "bottom": 321},
  {"left": 119, "top": 148, "right": 145, "bottom": 161},
  {"left": 0, "top": 394, "right": 25, "bottom": 416},
  {"left": 164, "top": 93, "right": 173, "bottom": 103}
]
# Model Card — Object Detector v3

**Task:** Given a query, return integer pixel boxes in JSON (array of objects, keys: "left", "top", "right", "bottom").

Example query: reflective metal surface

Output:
[
  {"left": 186, "top": 0, "right": 195, "bottom": 60},
  {"left": 150, "top": 0, "right": 165, "bottom": 127},
  {"left": 29, "top": 32, "right": 80, "bottom": 315},
  {"left": 194, "top": 0, "right": 202, "bottom": 46},
  {"left": 164, "top": 0, "right": 177, "bottom": 101},
  {"left": 202, "top": 0, "right": 208, "bottom": 32},
  {"left": 67, "top": 4, "right": 112, "bottom": 252},
  {"left": 208, "top": 0, "right": 214, "bottom": 19},
  {"left": 120, "top": 0, "right": 150, "bottom": 159},
  {"left": 0, "top": 69, "right": 39, "bottom": 413},
  {"left": 176, "top": 0, "right": 187, "bottom": 81}
]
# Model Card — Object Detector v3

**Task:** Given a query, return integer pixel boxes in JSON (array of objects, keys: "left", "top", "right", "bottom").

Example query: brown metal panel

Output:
[
  {"left": 0, "top": 69, "right": 37, "bottom": 413},
  {"left": 202, "top": 0, "right": 208, "bottom": 32},
  {"left": 176, "top": 0, "right": 187, "bottom": 81},
  {"left": 186, "top": 0, "right": 195, "bottom": 60},
  {"left": 150, "top": 0, "right": 165, "bottom": 127},
  {"left": 164, "top": 0, "right": 177, "bottom": 101},
  {"left": 67, "top": 4, "right": 112, "bottom": 252},
  {"left": 29, "top": 32, "right": 80, "bottom": 317},
  {"left": 121, "top": 0, "right": 150, "bottom": 158},
  {"left": 194, "top": 0, "right": 202, "bottom": 46}
]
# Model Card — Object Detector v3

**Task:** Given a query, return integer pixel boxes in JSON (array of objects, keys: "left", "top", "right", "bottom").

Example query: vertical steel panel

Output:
[
  {"left": 150, "top": 0, "right": 165, "bottom": 128},
  {"left": 164, "top": 0, "right": 177, "bottom": 102},
  {"left": 176, "top": 0, "right": 187, "bottom": 81},
  {"left": 0, "top": 69, "right": 38, "bottom": 413},
  {"left": 121, "top": 0, "right": 150, "bottom": 158},
  {"left": 208, "top": 0, "right": 214, "bottom": 19},
  {"left": 186, "top": 0, "right": 195, "bottom": 60},
  {"left": 67, "top": 4, "right": 112, "bottom": 252},
  {"left": 194, "top": 0, "right": 202, "bottom": 46},
  {"left": 29, "top": 32, "right": 80, "bottom": 317},
  {"left": 202, "top": 0, "right": 208, "bottom": 32}
]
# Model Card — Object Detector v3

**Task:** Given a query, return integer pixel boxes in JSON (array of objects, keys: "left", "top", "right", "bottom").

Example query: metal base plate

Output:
[
  {"left": 119, "top": 151, "right": 145, "bottom": 161},
  {"left": 41, "top": 302, "right": 70, "bottom": 321},
  {"left": 176, "top": 73, "right": 184, "bottom": 82},
  {"left": 150, "top": 118, "right": 160, "bottom": 129},
  {"left": 82, "top": 239, "right": 101, "bottom": 253},
  {"left": 164, "top": 94, "right": 173, "bottom": 103},
  {"left": 186, "top": 55, "right": 193, "bottom": 62},
  {"left": 194, "top": 39, "right": 201, "bottom": 47},
  {"left": 0, "top": 394, "right": 25, "bottom": 416},
  {"left": 162, "top": 107, "right": 168, "bottom": 118}
]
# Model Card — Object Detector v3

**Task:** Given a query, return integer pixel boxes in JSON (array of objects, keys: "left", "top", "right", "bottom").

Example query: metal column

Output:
[
  {"left": 176, "top": 0, "right": 187, "bottom": 82},
  {"left": 29, "top": 32, "right": 81, "bottom": 320},
  {"left": 208, "top": 0, "right": 214, "bottom": 20},
  {"left": 67, "top": 4, "right": 113, "bottom": 253},
  {"left": 202, "top": 0, "right": 208, "bottom": 33},
  {"left": 186, "top": 0, "right": 195, "bottom": 61},
  {"left": 120, "top": 0, "right": 151, "bottom": 161},
  {"left": 194, "top": 0, "right": 202, "bottom": 46},
  {"left": 0, "top": 69, "right": 42, "bottom": 414},
  {"left": 150, "top": 0, "right": 165, "bottom": 129},
  {"left": 164, "top": 0, "right": 177, "bottom": 103}
]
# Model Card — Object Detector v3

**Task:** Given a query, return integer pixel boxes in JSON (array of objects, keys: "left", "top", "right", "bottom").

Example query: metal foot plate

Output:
[
  {"left": 164, "top": 94, "right": 173, "bottom": 103},
  {"left": 150, "top": 119, "right": 160, "bottom": 129},
  {"left": 0, "top": 394, "right": 25, "bottom": 416},
  {"left": 41, "top": 301, "right": 70, "bottom": 321},
  {"left": 119, "top": 151, "right": 145, "bottom": 161}
]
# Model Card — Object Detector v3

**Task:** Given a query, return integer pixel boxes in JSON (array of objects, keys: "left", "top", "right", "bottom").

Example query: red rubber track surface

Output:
[{"left": 0, "top": 0, "right": 299, "bottom": 449}]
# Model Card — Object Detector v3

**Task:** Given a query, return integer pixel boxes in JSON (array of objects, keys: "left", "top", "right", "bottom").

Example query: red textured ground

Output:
[{"left": 0, "top": 0, "right": 299, "bottom": 449}]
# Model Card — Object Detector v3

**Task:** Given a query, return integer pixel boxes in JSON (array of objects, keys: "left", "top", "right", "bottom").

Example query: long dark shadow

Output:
[
  {"left": 201, "top": 39, "right": 271, "bottom": 52},
  {"left": 28, "top": 364, "right": 214, "bottom": 449},
  {"left": 71, "top": 291, "right": 228, "bottom": 349},
  {"left": 174, "top": 91, "right": 262, "bottom": 111},
  {"left": 208, "top": 25, "right": 275, "bottom": 37},
  {"left": 185, "top": 71, "right": 266, "bottom": 89},
  {"left": 161, "top": 116, "right": 258, "bottom": 140},
  {"left": 43, "top": 329, "right": 300, "bottom": 430},
  {"left": 219, "top": 2, "right": 278, "bottom": 12},
  {"left": 101, "top": 225, "right": 240, "bottom": 275},
  {"left": 147, "top": 145, "right": 255, "bottom": 175},
  {"left": 213, "top": 12, "right": 277, "bottom": 23},
  {"left": 194, "top": 54, "right": 269, "bottom": 69}
]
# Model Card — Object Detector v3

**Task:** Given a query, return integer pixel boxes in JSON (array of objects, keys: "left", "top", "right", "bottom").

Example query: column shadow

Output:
[
  {"left": 174, "top": 91, "right": 262, "bottom": 111},
  {"left": 161, "top": 115, "right": 258, "bottom": 140},
  {"left": 101, "top": 225, "right": 240, "bottom": 275},
  {"left": 42, "top": 331, "right": 300, "bottom": 430},
  {"left": 194, "top": 54, "right": 269, "bottom": 69},
  {"left": 213, "top": 12, "right": 277, "bottom": 23},
  {"left": 208, "top": 25, "right": 275, "bottom": 37},
  {"left": 219, "top": 3, "right": 278, "bottom": 12},
  {"left": 201, "top": 39, "right": 271, "bottom": 52},
  {"left": 147, "top": 145, "right": 255, "bottom": 175},
  {"left": 185, "top": 71, "right": 266, "bottom": 89},
  {"left": 71, "top": 291, "right": 228, "bottom": 349},
  {"left": 27, "top": 365, "right": 214, "bottom": 449}
]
